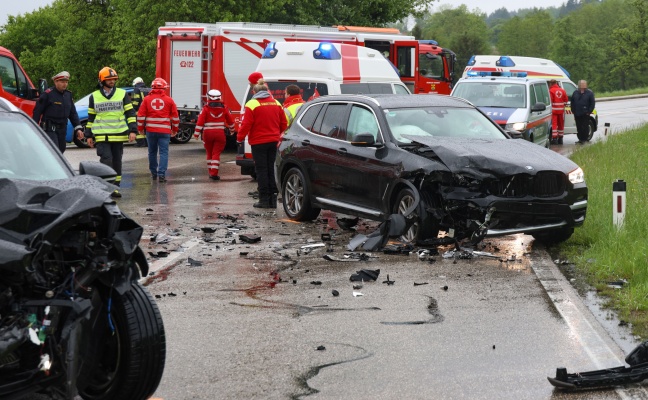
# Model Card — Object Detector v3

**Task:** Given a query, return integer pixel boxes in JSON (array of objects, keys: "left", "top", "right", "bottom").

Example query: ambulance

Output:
[
  {"left": 155, "top": 22, "right": 456, "bottom": 143},
  {"left": 462, "top": 55, "right": 598, "bottom": 139},
  {"left": 235, "top": 41, "right": 410, "bottom": 177}
]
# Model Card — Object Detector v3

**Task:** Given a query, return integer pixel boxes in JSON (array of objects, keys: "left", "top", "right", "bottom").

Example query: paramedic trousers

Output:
[
  {"left": 96, "top": 142, "right": 124, "bottom": 186},
  {"left": 251, "top": 142, "right": 279, "bottom": 200},
  {"left": 552, "top": 112, "right": 565, "bottom": 139},
  {"left": 203, "top": 131, "right": 227, "bottom": 177},
  {"left": 575, "top": 114, "right": 590, "bottom": 142},
  {"left": 146, "top": 132, "right": 170, "bottom": 178}
]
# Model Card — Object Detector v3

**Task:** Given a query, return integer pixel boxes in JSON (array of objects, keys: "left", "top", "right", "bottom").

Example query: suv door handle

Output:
[
  {"left": 301, "top": 140, "right": 310, "bottom": 146},
  {"left": 337, "top": 148, "right": 347, "bottom": 155}
]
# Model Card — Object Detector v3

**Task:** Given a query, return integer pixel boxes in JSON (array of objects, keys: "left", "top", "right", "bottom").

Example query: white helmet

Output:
[
  {"left": 132, "top": 77, "right": 144, "bottom": 85},
  {"left": 207, "top": 89, "right": 222, "bottom": 101}
]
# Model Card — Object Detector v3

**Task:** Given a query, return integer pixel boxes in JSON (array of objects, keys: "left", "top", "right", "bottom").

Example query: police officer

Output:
[
  {"left": 131, "top": 77, "right": 150, "bottom": 147},
  {"left": 32, "top": 71, "right": 83, "bottom": 153}
]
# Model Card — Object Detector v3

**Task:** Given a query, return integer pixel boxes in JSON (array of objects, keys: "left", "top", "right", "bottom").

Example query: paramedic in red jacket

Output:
[
  {"left": 136, "top": 78, "right": 179, "bottom": 182},
  {"left": 549, "top": 79, "right": 568, "bottom": 145},
  {"left": 238, "top": 76, "right": 288, "bottom": 208},
  {"left": 194, "top": 89, "right": 235, "bottom": 181}
]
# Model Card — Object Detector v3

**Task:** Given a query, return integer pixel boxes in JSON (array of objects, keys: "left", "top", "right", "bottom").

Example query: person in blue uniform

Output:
[{"left": 32, "top": 71, "right": 83, "bottom": 153}]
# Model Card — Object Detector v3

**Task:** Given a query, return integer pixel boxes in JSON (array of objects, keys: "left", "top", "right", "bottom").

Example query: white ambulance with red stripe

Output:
[
  {"left": 462, "top": 55, "right": 598, "bottom": 138},
  {"left": 236, "top": 41, "right": 409, "bottom": 177},
  {"left": 155, "top": 22, "right": 456, "bottom": 144}
]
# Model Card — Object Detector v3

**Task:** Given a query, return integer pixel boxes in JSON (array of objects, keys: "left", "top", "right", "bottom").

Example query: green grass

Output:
[
  {"left": 557, "top": 126, "right": 648, "bottom": 337},
  {"left": 598, "top": 86, "right": 648, "bottom": 98}
]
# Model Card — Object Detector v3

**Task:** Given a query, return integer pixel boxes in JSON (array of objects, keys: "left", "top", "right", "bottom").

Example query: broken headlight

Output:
[{"left": 568, "top": 167, "right": 585, "bottom": 184}]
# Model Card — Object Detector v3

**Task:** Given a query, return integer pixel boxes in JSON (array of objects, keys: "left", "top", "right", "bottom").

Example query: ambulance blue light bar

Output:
[
  {"left": 313, "top": 42, "right": 341, "bottom": 60},
  {"left": 466, "top": 71, "right": 528, "bottom": 78},
  {"left": 496, "top": 56, "right": 516, "bottom": 67},
  {"left": 262, "top": 42, "right": 278, "bottom": 59},
  {"left": 419, "top": 39, "right": 439, "bottom": 45}
]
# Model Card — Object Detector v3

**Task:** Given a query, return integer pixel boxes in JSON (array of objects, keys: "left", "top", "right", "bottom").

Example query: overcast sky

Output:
[{"left": 1, "top": 0, "right": 569, "bottom": 26}]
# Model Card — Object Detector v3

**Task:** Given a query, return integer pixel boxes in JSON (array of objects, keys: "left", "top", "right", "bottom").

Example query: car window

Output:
[
  {"left": 529, "top": 85, "right": 537, "bottom": 106},
  {"left": 534, "top": 83, "right": 550, "bottom": 105},
  {"left": 312, "top": 103, "right": 348, "bottom": 139},
  {"left": 346, "top": 105, "right": 380, "bottom": 142},
  {"left": 562, "top": 81, "right": 577, "bottom": 98},
  {"left": 299, "top": 104, "right": 324, "bottom": 131},
  {"left": 419, "top": 53, "right": 444, "bottom": 79},
  {"left": 385, "top": 107, "right": 507, "bottom": 143},
  {"left": 0, "top": 113, "right": 71, "bottom": 180},
  {"left": 0, "top": 56, "right": 19, "bottom": 97},
  {"left": 393, "top": 84, "right": 411, "bottom": 95},
  {"left": 340, "top": 83, "right": 394, "bottom": 94},
  {"left": 452, "top": 82, "right": 526, "bottom": 108}
]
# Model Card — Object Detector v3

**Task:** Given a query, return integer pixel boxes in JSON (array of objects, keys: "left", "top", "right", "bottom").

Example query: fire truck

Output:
[
  {"left": 155, "top": 22, "right": 456, "bottom": 143},
  {"left": 0, "top": 46, "right": 45, "bottom": 117}
]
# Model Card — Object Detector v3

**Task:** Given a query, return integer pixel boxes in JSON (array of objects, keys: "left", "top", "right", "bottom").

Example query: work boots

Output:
[
  {"left": 253, "top": 194, "right": 272, "bottom": 208},
  {"left": 270, "top": 193, "right": 278, "bottom": 208}
]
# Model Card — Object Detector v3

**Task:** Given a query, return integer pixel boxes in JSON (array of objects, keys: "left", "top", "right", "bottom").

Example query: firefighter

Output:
[
  {"left": 32, "top": 71, "right": 84, "bottom": 153},
  {"left": 238, "top": 74, "right": 287, "bottom": 208},
  {"left": 131, "top": 77, "right": 151, "bottom": 147},
  {"left": 137, "top": 78, "right": 179, "bottom": 182},
  {"left": 549, "top": 79, "right": 568, "bottom": 145},
  {"left": 80, "top": 67, "right": 137, "bottom": 198},
  {"left": 194, "top": 89, "right": 234, "bottom": 181},
  {"left": 282, "top": 84, "right": 304, "bottom": 128}
]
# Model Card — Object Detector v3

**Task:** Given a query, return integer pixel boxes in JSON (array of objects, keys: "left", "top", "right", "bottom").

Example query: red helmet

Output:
[{"left": 151, "top": 78, "right": 168, "bottom": 89}]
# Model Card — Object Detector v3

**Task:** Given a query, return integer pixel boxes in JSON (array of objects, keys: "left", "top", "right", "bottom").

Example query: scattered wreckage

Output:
[
  {"left": 549, "top": 341, "right": 648, "bottom": 390},
  {"left": 0, "top": 177, "right": 165, "bottom": 400}
]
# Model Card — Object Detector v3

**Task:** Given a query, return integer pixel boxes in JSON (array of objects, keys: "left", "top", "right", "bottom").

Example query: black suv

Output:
[{"left": 276, "top": 94, "right": 588, "bottom": 244}]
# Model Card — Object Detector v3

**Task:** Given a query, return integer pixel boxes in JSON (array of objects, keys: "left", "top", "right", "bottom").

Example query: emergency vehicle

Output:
[
  {"left": 235, "top": 41, "right": 410, "bottom": 176},
  {"left": 155, "top": 22, "right": 456, "bottom": 143},
  {"left": 463, "top": 55, "right": 598, "bottom": 139},
  {"left": 0, "top": 46, "right": 44, "bottom": 117}
]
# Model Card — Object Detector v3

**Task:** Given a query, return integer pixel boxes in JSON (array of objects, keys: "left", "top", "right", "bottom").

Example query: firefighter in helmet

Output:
[
  {"left": 80, "top": 67, "right": 137, "bottom": 198},
  {"left": 194, "top": 89, "right": 235, "bottom": 181},
  {"left": 131, "top": 76, "right": 150, "bottom": 147}
]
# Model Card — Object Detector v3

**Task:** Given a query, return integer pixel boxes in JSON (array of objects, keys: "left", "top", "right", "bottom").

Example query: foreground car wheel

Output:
[
  {"left": 80, "top": 282, "right": 165, "bottom": 400},
  {"left": 282, "top": 168, "right": 320, "bottom": 221},
  {"left": 532, "top": 227, "right": 574, "bottom": 245},
  {"left": 393, "top": 188, "right": 438, "bottom": 243}
]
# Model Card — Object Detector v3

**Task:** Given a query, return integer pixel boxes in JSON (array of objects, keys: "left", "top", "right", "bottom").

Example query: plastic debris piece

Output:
[
  {"left": 301, "top": 243, "right": 325, "bottom": 249},
  {"left": 442, "top": 285, "right": 448, "bottom": 291},
  {"left": 146, "top": 208, "right": 154, "bottom": 212},
  {"left": 473, "top": 251, "right": 500, "bottom": 259},
  {"left": 352, "top": 291, "right": 364, "bottom": 297},
  {"left": 187, "top": 257, "right": 203, "bottom": 267},
  {"left": 418, "top": 237, "right": 457, "bottom": 247},
  {"left": 352, "top": 284, "right": 363, "bottom": 290},
  {"left": 155, "top": 294, "right": 162, "bottom": 299},
  {"left": 321, "top": 233, "right": 332, "bottom": 241},
  {"left": 310, "top": 281, "right": 322, "bottom": 285},
  {"left": 382, "top": 274, "right": 395, "bottom": 285},
  {"left": 350, "top": 269, "right": 380, "bottom": 282},
  {"left": 239, "top": 234, "right": 261, "bottom": 244},
  {"left": 607, "top": 279, "right": 627, "bottom": 289},
  {"left": 28, "top": 328, "right": 41, "bottom": 345},
  {"left": 414, "top": 282, "right": 429, "bottom": 286},
  {"left": 201, "top": 227, "right": 217, "bottom": 233},
  {"left": 337, "top": 217, "right": 359, "bottom": 230},
  {"left": 240, "top": 252, "right": 249, "bottom": 256},
  {"left": 383, "top": 243, "right": 414, "bottom": 255},
  {"left": 323, "top": 254, "right": 359, "bottom": 262},
  {"left": 332, "top": 290, "right": 339, "bottom": 297},
  {"left": 316, "top": 345, "right": 326, "bottom": 351}
]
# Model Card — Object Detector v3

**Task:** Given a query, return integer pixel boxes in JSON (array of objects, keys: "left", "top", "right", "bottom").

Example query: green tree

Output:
[
  {"left": 612, "top": 0, "right": 648, "bottom": 88},
  {"left": 417, "top": 5, "right": 491, "bottom": 74},
  {"left": 496, "top": 10, "right": 553, "bottom": 58}
]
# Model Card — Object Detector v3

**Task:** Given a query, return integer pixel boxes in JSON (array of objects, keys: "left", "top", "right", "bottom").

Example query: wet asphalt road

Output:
[{"left": 59, "top": 98, "right": 648, "bottom": 400}]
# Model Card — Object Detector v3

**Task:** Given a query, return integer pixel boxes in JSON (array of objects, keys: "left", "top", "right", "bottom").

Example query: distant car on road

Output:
[
  {"left": 276, "top": 94, "right": 588, "bottom": 244},
  {"left": 66, "top": 87, "right": 134, "bottom": 148}
]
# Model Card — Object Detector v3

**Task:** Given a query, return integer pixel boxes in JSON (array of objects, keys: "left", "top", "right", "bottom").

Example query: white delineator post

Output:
[
  {"left": 604, "top": 122, "right": 610, "bottom": 136},
  {"left": 613, "top": 179, "right": 626, "bottom": 229}
]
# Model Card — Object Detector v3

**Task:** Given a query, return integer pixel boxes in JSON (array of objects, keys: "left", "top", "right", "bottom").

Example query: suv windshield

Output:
[
  {"left": 0, "top": 113, "right": 71, "bottom": 180},
  {"left": 452, "top": 82, "right": 526, "bottom": 108},
  {"left": 384, "top": 107, "right": 507, "bottom": 144}
]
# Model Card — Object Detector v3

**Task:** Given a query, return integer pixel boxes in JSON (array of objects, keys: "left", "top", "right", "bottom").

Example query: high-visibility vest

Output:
[
  {"left": 284, "top": 102, "right": 304, "bottom": 126},
  {"left": 88, "top": 88, "right": 134, "bottom": 142}
]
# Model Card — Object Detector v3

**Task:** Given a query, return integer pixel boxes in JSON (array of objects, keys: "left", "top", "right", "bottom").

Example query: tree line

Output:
[{"left": 0, "top": 0, "right": 645, "bottom": 96}]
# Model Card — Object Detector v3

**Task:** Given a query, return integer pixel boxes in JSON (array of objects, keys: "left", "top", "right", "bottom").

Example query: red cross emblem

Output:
[{"left": 151, "top": 98, "right": 165, "bottom": 110}]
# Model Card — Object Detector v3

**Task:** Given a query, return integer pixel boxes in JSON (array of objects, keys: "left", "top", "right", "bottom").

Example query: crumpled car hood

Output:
[
  {"left": 402, "top": 135, "right": 579, "bottom": 179},
  {"left": 0, "top": 175, "right": 115, "bottom": 245}
]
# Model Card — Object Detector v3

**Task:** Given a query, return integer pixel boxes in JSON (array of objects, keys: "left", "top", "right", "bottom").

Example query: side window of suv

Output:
[
  {"left": 299, "top": 104, "right": 323, "bottom": 131},
  {"left": 0, "top": 56, "right": 19, "bottom": 96},
  {"left": 534, "top": 83, "right": 550, "bottom": 106},
  {"left": 312, "top": 103, "right": 349, "bottom": 139},
  {"left": 346, "top": 105, "right": 379, "bottom": 142},
  {"left": 529, "top": 84, "right": 537, "bottom": 106}
]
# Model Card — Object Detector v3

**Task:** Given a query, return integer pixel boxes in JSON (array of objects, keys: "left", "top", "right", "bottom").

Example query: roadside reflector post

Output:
[
  {"left": 613, "top": 179, "right": 626, "bottom": 229},
  {"left": 604, "top": 122, "right": 610, "bottom": 136}
]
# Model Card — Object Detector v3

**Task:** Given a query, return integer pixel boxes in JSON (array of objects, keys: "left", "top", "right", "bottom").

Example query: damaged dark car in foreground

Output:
[
  {"left": 277, "top": 94, "right": 587, "bottom": 244},
  {"left": 0, "top": 99, "right": 165, "bottom": 399}
]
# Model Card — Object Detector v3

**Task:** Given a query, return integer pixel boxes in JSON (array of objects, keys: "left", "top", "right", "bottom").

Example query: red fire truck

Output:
[
  {"left": 0, "top": 46, "right": 45, "bottom": 116},
  {"left": 155, "top": 22, "right": 456, "bottom": 143}
]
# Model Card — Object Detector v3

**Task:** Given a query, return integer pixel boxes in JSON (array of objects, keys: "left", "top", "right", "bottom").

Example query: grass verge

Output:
[
  {"left": 556, "top": 126, "right": 648, "bottom": 337},
  {"left": 598, "top": 86, "right": 648, "bottom": 98}
]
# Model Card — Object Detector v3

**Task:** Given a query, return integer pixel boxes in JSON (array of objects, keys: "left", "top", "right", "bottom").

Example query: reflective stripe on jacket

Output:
[
  {"left": 195, "top": 103, "right": 235, "bottom": 136},
  {"left": 137, "top": 90, "right": 180, "bottom": 135}
]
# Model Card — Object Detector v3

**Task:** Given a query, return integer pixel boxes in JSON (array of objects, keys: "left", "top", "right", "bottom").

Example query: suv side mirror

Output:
[
  {"left": 351, "top": 133, "right": 378, "bottom": 147},
  {"left": 531, "top": 102, "right": 546, "bottom": 112},
  {"left": 79, "top": 161, "right": 117, "bottom": 184}
]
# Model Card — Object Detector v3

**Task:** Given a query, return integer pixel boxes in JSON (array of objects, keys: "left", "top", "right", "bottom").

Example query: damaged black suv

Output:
[{"left": 277, "top": 94, "right": 587, "bottom": 244}]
